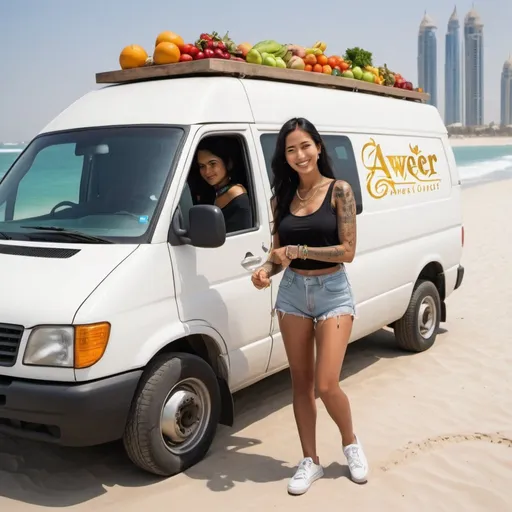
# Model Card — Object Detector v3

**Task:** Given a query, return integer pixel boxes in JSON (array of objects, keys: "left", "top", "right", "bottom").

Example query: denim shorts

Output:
[{"left": 274, "top": 265, "right": 356, "bottom": 324}]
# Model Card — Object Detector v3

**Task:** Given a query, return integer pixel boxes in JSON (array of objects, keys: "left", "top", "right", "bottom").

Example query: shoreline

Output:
[{"left": 449, "top": 136, "right": 512, "bottom": 148}]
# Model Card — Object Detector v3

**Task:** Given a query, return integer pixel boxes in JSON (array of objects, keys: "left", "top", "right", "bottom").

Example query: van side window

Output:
[
  {"left": 179, "top": 134, "right": 257, "bottom": 235},
  {"left": 259, "top": 133, "right": 363, "bottom": 214}
]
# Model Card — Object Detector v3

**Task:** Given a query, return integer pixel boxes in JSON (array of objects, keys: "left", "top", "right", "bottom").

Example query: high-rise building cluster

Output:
[{"left": 417, "top": 6, "right": 512, "bottom": 128}]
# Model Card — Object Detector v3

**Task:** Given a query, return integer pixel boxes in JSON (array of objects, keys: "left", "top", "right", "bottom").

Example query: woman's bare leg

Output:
[
  {"left": 314, "top": 314, "right": 368, "bottom": 483},
  {"left": 278, "top": 313, "right": 317, "bottom": 461},
  {"left": 314, "top": 315, "right": 354, "bottom": 446}
]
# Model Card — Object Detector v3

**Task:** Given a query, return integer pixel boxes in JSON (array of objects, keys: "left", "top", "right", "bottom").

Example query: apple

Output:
[
  {"left": 342, "top": 70, "right": 354, "bottom": 79},
  {"left": 362, "top": 71, "right": 375, "bottom": 83},
  {"left": 262, "top": 54, "right": 277, "bottom": 67},
  {"left": 351, "top": 66, "right": 363, "bottom": 80}
]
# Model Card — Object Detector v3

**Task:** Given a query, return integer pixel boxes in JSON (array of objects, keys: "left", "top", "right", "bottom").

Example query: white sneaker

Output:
[
  {"left": 287, "top": 457, "right": 324, "bottom": 495},
  {"left": 343, "top": 435, "right": 369, "bottom": 483}
]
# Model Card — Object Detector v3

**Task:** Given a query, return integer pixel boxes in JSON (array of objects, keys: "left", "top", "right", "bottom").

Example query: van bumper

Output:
[
  {"left": 0, "top": 370, "right": 142, "bottom": 446},
  {"left": 454, "top": 264, "right": 464, "bottom": 290}
]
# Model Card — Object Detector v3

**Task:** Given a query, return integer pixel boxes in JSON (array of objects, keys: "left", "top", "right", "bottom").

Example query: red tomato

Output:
[
  {"left": 327, "top": 56, "right": 338, "bottom": 68},
  {"left": 188, "top": 46, "right": 199, "bottom": 57},
  {"left": 204, "top": 48, "right": 215, "bottom": 58},
  {"left": 182, "top": 44, "right": 194, "bottom": 54},
  {"left": 180, "top": 54, "right": 193, "bottom": 62},
  {"left": 214, "top": 48, "right": 225, "bottom": 59},
  {"left": 195, "top": 51, "right": 205, "bottom": 60}
]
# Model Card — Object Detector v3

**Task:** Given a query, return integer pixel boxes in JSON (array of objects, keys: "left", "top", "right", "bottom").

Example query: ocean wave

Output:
[
  {"left": 458, "top": 155, "right": 512, "bottom": 182},
  {"left": 0, "top": 148, "right": 22, "bottom": 153}
]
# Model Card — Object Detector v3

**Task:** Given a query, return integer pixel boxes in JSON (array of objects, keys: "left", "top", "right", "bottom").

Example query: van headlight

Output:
[{"left": 23, "top": 323, "right": 111, "bottom": 369}]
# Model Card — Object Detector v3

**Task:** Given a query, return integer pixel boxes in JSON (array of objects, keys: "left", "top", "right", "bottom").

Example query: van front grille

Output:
[{"left": 0, "top": 324, "right": 24, "bottom": 367}]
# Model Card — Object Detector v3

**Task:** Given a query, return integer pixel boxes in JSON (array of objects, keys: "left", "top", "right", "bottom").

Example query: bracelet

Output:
[{"left": 299, "top": 245, "right": 308, "bottom": 260}]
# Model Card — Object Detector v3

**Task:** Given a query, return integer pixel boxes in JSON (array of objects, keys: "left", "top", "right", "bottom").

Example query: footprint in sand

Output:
[{"left": 379, "top": 432, "right": 512, "bottom": 472}]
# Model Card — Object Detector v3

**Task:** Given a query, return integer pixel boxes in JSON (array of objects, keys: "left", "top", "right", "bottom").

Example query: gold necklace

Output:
[{"left": 295, "top": 179, "right": 326, "bottom": 205}]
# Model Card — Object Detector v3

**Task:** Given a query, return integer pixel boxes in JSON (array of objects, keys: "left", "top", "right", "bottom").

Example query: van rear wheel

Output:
[
  {"left": 394, "top": 280, "right": 441, "bottom": 352},
  {"left": 123, "top": 352, "right": 221, "bottom": 476}
]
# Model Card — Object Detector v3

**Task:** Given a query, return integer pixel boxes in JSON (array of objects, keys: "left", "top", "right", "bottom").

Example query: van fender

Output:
[
  {"left": 414, "top": 253, "right": 446, "bottom": 321},
  {"left": 133, "top": 319, "right": 229, "bottom": 370},
  {"left": 131, "top": 320, "right": 234, "bottom": 426}
]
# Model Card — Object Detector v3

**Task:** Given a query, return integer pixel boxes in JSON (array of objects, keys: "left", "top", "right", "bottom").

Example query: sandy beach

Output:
[
  {"left": 1, "top": 178, "right": 512, "bottom": 511},
  {"left": 449, "top": 136, "right": 512, "bottom": 147}
]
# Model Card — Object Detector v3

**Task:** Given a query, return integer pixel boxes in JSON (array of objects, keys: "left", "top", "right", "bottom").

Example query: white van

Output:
[{"left": 0, "top": 61, "right": 464, "bottom": 476}]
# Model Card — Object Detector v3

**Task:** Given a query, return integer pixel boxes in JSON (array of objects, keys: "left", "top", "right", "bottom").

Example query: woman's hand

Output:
[
  {"left": 271, "top": 246, "right": 297, "bottom": 268},
  {"left": 251, "top": 267, "right": 271, "bottom": 290}
]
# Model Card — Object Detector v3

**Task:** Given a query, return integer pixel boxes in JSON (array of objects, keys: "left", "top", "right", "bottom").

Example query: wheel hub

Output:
[
  {"left": 160, "top": 378, "right": 211, "bottom": 455},
  {"left": 162, "top": 389, "right": 201, "bottom": 442},
  {"left": 418, "top": 296, "right": 436, "bottom": 339}
]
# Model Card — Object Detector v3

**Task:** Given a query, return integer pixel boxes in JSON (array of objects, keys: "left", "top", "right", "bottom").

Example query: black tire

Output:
[
  {"left": 123, "top": 352, "right": 221, "bottom": 476},
  {"left": 394, "top": 280, "right": 441, "bottom": 352}
]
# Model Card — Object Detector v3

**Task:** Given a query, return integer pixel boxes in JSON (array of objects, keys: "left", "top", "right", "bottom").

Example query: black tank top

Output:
[{"left": 278, "top": 180, "right": 339, "bottom": 270}]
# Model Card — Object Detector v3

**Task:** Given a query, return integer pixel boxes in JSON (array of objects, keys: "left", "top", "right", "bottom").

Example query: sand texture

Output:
[
  {"left": 1, "top": 179, "right": 511, "bottom": 511},
  {"left": 449, "top": 136, "right": 512, "bottom": 147}
]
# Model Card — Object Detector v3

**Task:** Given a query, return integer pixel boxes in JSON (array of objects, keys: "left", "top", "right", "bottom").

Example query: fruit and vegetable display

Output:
[{"left": 118, "top": 31, "right": 421, "bottom": 92}]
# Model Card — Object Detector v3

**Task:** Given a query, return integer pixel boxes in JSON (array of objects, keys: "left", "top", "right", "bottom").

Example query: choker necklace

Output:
[{"left": 215, "top": 183, "right": 232, "bottom": 197}]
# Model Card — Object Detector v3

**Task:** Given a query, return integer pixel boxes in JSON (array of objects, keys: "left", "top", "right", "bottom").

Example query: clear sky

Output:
[{"left": 0, "top": 0, "right": 510, "bottom": 141}]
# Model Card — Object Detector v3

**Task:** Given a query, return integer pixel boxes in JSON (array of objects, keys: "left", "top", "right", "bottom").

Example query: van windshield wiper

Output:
[
  {"left": 0, "top": 232, "right": 13, "bottom": 240},
  {"left": 20, "top": 226, "right": 113, "bottom": 244}
]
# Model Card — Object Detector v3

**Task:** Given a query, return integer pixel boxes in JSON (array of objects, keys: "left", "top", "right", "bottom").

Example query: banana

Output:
[
  {"left": 274, "top": 45, "right": 289, "bottom": 59},
  {"left": 365, "top": 65, "right": 379, "bottom": 77},
  {"left": 305, "top": 47, "right": 323, "bottom": 56},
  {"left": 282, "top": 49, "right": 293, "bottom": 63},
  {"left": 313, "top": 41, "right": 327, "bottom": 52}
]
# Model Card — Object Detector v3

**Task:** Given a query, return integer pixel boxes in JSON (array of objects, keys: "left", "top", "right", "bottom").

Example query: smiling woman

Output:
[
  {"left": 251, "top": 117, "right": 368, "bottom": 495},
  {"left": 190, "top": 135, "right": 254, "bottom": 234}
]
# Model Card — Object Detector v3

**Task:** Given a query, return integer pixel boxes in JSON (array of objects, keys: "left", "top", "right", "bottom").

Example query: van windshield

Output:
[{"left": 0, "top": 126, "right": 184, "bottom": 243}]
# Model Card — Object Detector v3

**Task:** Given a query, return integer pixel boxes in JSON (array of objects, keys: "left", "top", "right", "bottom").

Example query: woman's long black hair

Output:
[{"left": 270, "top": 117, "right": 335, "bottom": 235}]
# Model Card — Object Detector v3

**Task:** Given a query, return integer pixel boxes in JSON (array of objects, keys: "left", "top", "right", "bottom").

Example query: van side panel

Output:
[
  {"left": 345, "top": 133, "right": 462, "bottom": 339},
  {"left": 240, "top": 80, "right": 447, "bottom": 137}
]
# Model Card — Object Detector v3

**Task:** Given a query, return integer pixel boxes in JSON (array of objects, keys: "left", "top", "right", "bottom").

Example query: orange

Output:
[
  {"left": 153, "top": 42, "right": 181, "bottom": 64},
  {"left": 316, "top": 54, "right": 328, "bottom": 66},
  {"left": 322, "top": 65, "right": 333, "bottom": 75},
  {"left": 119, "top": 45, "right": 148, "bottom": 69},
  {"left": 313, "top": 63, "right": 323, "bottom": 73},
  {"left": 155, "top": 31, "right": 185, "bottom": 51},
  {"left": 304, "top": 54, "right": 317, "bottom": 66},
  {"left": 304, "top": 64, "right": 313, "bottom": 72}
]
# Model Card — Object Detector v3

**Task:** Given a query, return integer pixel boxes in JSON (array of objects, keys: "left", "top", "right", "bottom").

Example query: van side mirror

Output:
[{"left": 172, "top": 204, "right": 226, "bottom": 248}]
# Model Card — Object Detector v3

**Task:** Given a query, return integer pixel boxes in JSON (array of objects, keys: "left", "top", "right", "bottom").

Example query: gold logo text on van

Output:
[{"left": 361, "top": 139, "right": 442, "bottom": 199}]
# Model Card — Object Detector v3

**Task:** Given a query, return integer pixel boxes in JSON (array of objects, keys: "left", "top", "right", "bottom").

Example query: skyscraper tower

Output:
[
  {"left": 445, "top": 7, "right": 461, "bottom": 125},
  {"left": 501, "top": 56, "right": 512, "bottom": 127},
  {"left": 418, "top": 12, "right": 438, "bottom": 107},
  {"left": 464, "top": 8, "right": 484, "bottom": 126}
]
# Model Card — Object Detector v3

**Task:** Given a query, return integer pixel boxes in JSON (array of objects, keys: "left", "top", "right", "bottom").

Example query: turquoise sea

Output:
[{"left": 1, "top": 140, "right": 512, "bottom": 199}]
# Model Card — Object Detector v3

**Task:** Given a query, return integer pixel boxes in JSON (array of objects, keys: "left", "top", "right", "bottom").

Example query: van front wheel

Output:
[
  {"left": 394, "top": 280, "right": 441, "bottom": 352},
  {"left": 123, "top": 352, "right": 221, "bottom": 476}
]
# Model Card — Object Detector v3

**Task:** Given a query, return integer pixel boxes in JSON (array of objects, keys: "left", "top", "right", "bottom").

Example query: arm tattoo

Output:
[
  {"left": 261, "top": 260, "right": 283, "bottom": 277},
  {"left": 302, "top": 180, "right": 357, "bottom": 264}
]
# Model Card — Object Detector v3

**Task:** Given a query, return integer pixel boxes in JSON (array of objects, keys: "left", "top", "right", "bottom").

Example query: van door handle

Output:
[{"left": 241, "top": 253, "right": 262, "bottom": 270}]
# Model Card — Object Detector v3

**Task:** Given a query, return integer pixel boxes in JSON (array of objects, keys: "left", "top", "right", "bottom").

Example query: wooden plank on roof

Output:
[{"left": 96, "top": 59, "right": 430, "bottom": 103}]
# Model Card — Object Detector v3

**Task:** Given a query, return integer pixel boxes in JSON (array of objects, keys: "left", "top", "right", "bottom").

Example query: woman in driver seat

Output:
[{"left": 194, "top": 137, "right": 252, "bottom": 234}]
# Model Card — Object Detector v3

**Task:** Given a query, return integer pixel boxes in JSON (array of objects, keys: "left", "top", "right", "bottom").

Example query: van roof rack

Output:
[{"left": 96, "top": 59, "right": 429, "bottom": 103}]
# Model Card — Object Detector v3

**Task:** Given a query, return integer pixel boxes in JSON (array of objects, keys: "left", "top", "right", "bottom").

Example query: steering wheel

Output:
[{"left": 51, "top": 201, "right": 78, "bottom": 215}]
